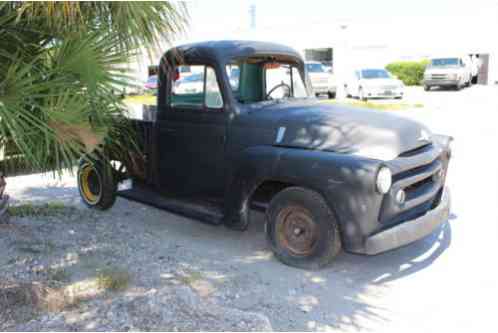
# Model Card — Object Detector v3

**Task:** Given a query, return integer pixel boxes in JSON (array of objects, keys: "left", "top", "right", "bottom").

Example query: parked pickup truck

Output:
[
  {"left": 78, "top": 41, "right": 452, "bottom": 269},
  {"left": 423, "top": 56, "right": 472, "bottom": 91},
  {"left": 305, "top": 61, "right": 336, "bottom": 98}
]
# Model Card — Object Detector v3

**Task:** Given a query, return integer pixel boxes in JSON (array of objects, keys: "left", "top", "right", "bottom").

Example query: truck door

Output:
[{"left": 157, "top": 65, "right": 227, "bottom": 197}]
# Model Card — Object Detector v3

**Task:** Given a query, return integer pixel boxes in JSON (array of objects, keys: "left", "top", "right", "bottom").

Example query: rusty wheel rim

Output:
[{"left": 275, "top": 206, "right": 317, "bottom": 256}]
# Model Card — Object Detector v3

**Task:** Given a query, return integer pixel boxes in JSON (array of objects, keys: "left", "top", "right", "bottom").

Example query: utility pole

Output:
[{"left": 249, "top": 4, "right": 256, "bottom": 29}]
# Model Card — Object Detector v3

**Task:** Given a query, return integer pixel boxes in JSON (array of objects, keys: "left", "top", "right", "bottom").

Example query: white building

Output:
[{"left": 129, "top": 1, "right": 498, "bottom": 87}]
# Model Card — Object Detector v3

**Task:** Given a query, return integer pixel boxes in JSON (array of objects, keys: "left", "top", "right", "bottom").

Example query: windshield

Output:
[
  {"left": 306, "top": 63, "right": 324, "bottom": 73},
  {"left": 227, "top": 60, "right": 309, "bottom": 104},
  {"left": 361, "top": 69, "right": 390, "bottom": 79},
  {"left": 430, "top": 58, "right": 459, "bottom": 67}
]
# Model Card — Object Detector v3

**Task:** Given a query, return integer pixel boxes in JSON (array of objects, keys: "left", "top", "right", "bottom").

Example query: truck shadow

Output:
[{"left": 227, "top": 211, "right": 453, "bottom": 330}]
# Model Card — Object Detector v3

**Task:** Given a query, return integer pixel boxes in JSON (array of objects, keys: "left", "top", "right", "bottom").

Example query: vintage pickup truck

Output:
[{"left": 77, "top": 41, "right": 452, "bottom": 269}]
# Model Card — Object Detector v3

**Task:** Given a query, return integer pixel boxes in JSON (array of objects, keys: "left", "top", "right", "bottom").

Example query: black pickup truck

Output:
[{"left": 77, "top": 41, "right": 452, "bottom": 269}]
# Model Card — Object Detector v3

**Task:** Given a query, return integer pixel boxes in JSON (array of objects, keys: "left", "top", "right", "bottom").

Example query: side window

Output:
[
  {"left": 171, "top": 65, "right": 205, "bottom": 108},
  {"left": 170, "top": 65, "right": 223, "bottom": 109},
  {"left": 205, "top": 67, "right": 223, "bottom": 108}
]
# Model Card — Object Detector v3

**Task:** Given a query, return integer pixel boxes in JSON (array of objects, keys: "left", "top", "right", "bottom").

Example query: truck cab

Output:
[{"left": 78, "top": 41, "right": 452, "bottom": 269}]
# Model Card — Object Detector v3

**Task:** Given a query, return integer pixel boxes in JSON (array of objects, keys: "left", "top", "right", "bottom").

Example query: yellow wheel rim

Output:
[{"left": 79, "top": 164, "right": 101, "bottom": 205}]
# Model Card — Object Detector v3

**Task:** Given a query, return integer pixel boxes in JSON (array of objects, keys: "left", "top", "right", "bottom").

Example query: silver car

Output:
[{"left": 345, "top": 68, "right": 405, "bottom": 101}]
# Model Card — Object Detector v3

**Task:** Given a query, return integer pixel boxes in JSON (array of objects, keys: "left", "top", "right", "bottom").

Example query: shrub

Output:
[{"left": 386, "top": 60, "right": 429, "bottom": 86}]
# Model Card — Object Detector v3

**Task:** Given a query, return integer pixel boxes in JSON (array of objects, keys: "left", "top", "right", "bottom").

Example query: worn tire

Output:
[
  {"left": 344, "top": 85, "right": 352, "bottom": 98},
  {"left": 265, "top": 187, "right": 341, "bottom": 269},
  {"left": 77, "top": 160, "right": 117, "bottom": 210},
  {"left": 359, "top": 87, "right": 367, "bottom": 101}
]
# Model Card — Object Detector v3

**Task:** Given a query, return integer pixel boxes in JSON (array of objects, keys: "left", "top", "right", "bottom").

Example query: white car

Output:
[
  {"left": 345, "top": 68, "right": 404, "bottom": 101},
  {"left": 173, "top": 72, "right": 204, "bottom": 94},
  {"left": 305, "top": 61, "right": 336, "bottom": 99}
]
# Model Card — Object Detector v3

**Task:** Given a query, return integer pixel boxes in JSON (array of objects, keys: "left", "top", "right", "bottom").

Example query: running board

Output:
[{"left": 117, "top": 185, "right": 223, "bottom": 226}]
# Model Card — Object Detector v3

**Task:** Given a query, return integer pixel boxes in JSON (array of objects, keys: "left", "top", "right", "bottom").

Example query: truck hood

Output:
[
  {"left": 242, "top": 100, "right": 431, "bottom": 161},
  {"left": 425, "top": 67, "right": 463, "bottom": 75}
]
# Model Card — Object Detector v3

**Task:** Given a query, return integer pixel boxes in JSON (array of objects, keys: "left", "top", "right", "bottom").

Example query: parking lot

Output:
[{"left": 3, "top": 84, "right": 498, "bottom": 331}]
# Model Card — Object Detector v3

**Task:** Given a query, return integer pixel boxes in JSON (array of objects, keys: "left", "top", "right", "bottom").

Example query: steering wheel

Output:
[{"left": 265, "top": 82, "right": 291, "bottom": 100}]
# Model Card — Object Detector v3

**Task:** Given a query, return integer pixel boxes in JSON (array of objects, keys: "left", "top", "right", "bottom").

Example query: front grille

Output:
[
  {"left": 313, "top": 78, "right": 328, "bottom": 84},
  {"left": 378, "top": 143, "right": 448, "bottom": 228},
  {"left": 431, "top": 74, "right": 448, "bottom": 80}
]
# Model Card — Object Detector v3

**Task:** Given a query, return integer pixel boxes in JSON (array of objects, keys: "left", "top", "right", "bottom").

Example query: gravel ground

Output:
[
  {"left": 0, "top": 201, "right": 272, "bottom": 331},
  {"left": 1, "top": 85, "right": 497, "bottom": 332}
]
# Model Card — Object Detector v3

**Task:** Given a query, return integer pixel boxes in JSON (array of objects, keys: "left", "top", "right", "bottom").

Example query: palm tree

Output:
[{"left": 0, "top": 2, "right": 188, "bottom": 175}]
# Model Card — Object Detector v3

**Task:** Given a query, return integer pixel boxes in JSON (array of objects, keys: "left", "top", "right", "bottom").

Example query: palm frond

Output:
[{"left": 0, "top": 2, "right": 188, "bottom": 175}]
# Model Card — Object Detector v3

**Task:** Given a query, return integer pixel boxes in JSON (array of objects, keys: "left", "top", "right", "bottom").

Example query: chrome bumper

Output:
[
  {"left": 424, "top": 79, "right": 459, "bottom": 86},
  {"left": 365, "top": 187, "right": 450, "bottom": 255}
]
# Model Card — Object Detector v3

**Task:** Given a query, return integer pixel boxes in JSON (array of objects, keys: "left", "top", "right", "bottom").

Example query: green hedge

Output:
[{"left": 386, "top": 60, "right": 429, "bottom": 86}]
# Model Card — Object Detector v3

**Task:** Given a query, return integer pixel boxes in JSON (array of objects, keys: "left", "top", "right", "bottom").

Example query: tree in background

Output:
[
  {"left": 0, "top": 2, "right": 187, "bottom": 174},
  {"left": 386, "top": 60, "right": 429, "bottom": 86}
]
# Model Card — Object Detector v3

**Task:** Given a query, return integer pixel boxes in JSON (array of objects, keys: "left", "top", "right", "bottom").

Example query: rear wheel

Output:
[
  {"left": 327, "top": 91, "right": 336, "bottom": 99},
  {"left": 78, "top": 160, "right": 117, "bottom": 210},
  {"left": 265, "top": 187, "right": 341, "bottom": 269}
]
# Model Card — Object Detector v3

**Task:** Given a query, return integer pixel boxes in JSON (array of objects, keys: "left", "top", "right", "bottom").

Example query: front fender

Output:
[{"left": 224, "top": 146, "right": 385, "bottom": 251}]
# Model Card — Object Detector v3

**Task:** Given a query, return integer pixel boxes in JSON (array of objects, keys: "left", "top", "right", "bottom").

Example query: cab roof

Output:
[{"left": 162, "top": 40, "right": 303, "bottom": 65}]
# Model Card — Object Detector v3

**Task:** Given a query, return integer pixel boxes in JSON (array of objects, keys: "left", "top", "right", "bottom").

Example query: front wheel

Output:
[
  {"left": 78, "top": 160, "right": 117, "bottom": 210},
  {"left": 266, "top": 187, "right": 341, "bottom": 269},
  {"left": 327, "top": 91, "right": 336, "bottom": 99},
  {"left": 359, "top": 88, "right": 367, "bottom": 101},
  {"left": 424, "top": 85, "right": 431, "bottom": 91}
]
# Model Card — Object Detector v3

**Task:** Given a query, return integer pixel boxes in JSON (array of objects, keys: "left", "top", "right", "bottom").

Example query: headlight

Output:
[
  {"left": 449, "top": 73, "right": 458, "bottom": 80},
  {"left": 376, "top": 166, "right": 392, "bottom": 194}
]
